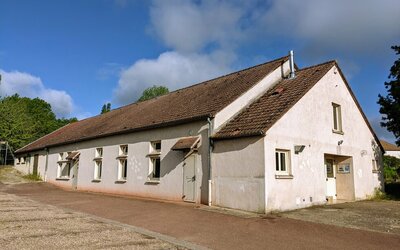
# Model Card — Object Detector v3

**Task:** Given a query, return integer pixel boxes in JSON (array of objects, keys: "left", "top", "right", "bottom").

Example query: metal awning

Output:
[
  {"left": 171, "top": 136, "right": 200, "bottom": 151},
  {"left": 66, "top": 151, "right": 80, "bottom": 160}
]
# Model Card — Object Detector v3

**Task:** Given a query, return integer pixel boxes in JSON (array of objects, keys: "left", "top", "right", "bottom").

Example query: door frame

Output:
[
  {"left": 182, "top": 154, "right": 196, "bottom": 203},
  {"left": 325, "top": 157, "right": 337, "bottom": 200}
]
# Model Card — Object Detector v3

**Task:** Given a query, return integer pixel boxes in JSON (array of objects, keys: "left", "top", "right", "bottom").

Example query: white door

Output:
[
  {"left": 183, "top": 155, "right": 196, "bottom": 202},
  {"left": 325, "top": 159, "right": 336, "bottom": 199}
]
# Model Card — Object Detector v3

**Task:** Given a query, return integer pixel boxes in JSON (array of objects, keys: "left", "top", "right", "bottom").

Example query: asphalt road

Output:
[{"left": 2, "top": 182, "right": 400, "bottom": 250}]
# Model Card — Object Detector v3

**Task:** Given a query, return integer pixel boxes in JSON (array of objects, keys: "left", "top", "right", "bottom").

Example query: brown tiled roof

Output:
[
  {"left": 380, "top": 140, "right": 400, "bottom": 151},
  {"left": 16, "top": 56, "right": 288, "bottom": 154},
  {"left": 171, "top": 136, "right": 200, "bottom": 151},
  {"left": 213, "top": 61, "right": 338, "bottom": 139}
]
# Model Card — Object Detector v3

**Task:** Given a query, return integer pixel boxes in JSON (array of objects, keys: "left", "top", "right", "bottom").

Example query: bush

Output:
[{"left": 383, "top": 155, "right": 400, "bottom": 183}]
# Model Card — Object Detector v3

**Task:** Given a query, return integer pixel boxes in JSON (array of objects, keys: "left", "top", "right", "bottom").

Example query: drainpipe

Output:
[
  {"left": 207, "top": 117, "right": 213, "bottom": 206},
  {"left": 44, "top": 148, "right": 49, "bottom": 182}
]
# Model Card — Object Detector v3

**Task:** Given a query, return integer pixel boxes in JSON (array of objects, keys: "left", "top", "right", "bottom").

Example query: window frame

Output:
[
  {"left": 94, "top": 160, "right": 102, "bottom": 180},
  {"left": 332, "top": 103, "right": 343, "bottom": 133},
  {"left": 117, "top": 158, "right": 127, "bottom": 181},
  {"left": 119, "top": 144, "right": 128, "bottom": 156},
  {"left": 372, "top": 159, "right": 379, "bottom": 173},
  {"left": 148, "top": 141, "right": 161, "bottom": 182},
  {"left": 56, "top": 152, "right": 71, "bottom": 179},
  {"left": 275, "top": 149, "right": 291, "bottom": 176}
]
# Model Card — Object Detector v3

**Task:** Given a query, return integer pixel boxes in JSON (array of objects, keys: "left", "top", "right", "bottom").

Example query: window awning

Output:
[
  {"left": 66, "top": 151, "right": 80, "bottom": 160},
  {"left": 171, "top": 136, "right": 200, "bottom": 151}
]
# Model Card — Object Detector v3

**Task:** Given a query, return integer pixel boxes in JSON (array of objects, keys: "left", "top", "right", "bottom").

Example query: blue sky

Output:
[{"left": 0, "top": 0, "right": 399, "bottom": 143}]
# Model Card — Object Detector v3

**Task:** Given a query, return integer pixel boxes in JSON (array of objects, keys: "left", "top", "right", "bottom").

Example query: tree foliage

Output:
[
  {"left": 378, "top": 45, "right": 400, "bottom": 145},
  {"left": 383, "top": 155, "right": 400, "bottom": 183},
  {"left": 0, "top": 94, "right": 77, "bottom": 150},
  {"left": 101, "top": 102, "right": 111, "bottom": 114},
  {"left": 137, "top": 85, "right": 169, "bottom": 102}
]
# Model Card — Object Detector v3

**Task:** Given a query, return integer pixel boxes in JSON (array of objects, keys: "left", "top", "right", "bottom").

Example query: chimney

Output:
[{"left": 289, "top": 50, "right": 295, "bottom": 79}]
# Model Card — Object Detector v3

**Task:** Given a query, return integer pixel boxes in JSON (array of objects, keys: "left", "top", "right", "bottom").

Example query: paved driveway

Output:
[{"left": 2, "top": 182, "right": 400, "bottom": 250}]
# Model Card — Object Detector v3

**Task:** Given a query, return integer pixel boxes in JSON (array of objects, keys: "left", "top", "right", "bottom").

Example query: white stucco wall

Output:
[
  {"left": 212, "top": 137, "right": 265, "bottom": 213},
  {"left": 42, "top": 121, "right": 210, "bottom": 204},
  {"left": 386, "top": 150, "right": 400, "bottom": 158},
  {"left": 264, "top": 66, "right": 383, "bottom": 212},
  {"left": 14, "top": 151, "right": 47, "bottom": 177}
]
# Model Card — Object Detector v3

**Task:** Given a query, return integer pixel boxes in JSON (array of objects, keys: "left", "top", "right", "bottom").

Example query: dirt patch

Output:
[
  {"left": 280, "top": 200, "right": 400, "bottom": 234},
  {"left": 0, "top": 166, "right": 39, "bottom": 184}
]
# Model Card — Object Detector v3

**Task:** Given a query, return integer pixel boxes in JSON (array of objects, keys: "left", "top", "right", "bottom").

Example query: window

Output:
[
  {"left": 95, "top": 148, "right": 103, "bottom": 158},
  {"left": 94, "top": 161, "right": 102, "bottom": 180},
  {"left": 275, "top": 150, "right": 290, "bottom": 175},
  {"left": 332, "top": 103, "right": 343, "bottom": 133},
  {"left": 57, "top": 152, "right": 71, "bottom": 178},
  {"left": 93, "top": 148, "right": 103, "bottom": 181},
  {"left": 16, "top": 158, "right": 20, "bottom": 165},
  {"left": 372, "top": 159, "right": 379, "bottom": 173},
  {"left": 148, "top": 141, "right": 161, "bottom": 181},
  {"left": 119, "top": 145, "right": 128, "bottom": 156},
  {"left": 118, "top": 159, "right": 127, "bottom": 180}
]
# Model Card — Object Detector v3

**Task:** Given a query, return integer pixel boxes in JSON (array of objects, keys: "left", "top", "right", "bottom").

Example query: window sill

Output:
[
  {"left": 146, "top": 179, "right": 160, "bottom": 184},
  {"left": 115, "top": 179, "right": 127, "bottom": 184},
  {"left": 93, "top": 157, "right": 103, "bottom": 161},
  {"left": 56, "top": 177, "right": 70, "bottom": 181},
  {"left": 275, "top": 174, "right": 294, "bottom": 179},
  {"left": 372, "top": 170, "right": 379, "bottom": 174},
  {"left": 116, "top": 155, "right": 127, "bottom": 159},
  {"left": 332, "top": 129, "right": 344, "bottom": 135},
  {"left": 147, "top": 152, "right": 161, "bottom": 157},
  {"left": 92, "top": 179, "right": 101, "bottom": 183}
]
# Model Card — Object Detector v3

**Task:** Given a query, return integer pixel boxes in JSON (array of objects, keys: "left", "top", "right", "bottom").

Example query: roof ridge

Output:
[
  {"left": 297, "top": 60, "right": 337, "bottom": 72},
  {"left": 77, "top": 55, "right": 291, "bottom": 120}
]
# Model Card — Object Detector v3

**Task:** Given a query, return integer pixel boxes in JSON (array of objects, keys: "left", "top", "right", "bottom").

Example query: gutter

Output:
[{"left": 207, "top": 117, "right": 213, "bottom": 206}]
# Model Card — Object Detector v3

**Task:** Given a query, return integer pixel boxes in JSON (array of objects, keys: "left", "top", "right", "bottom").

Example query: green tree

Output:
[
  {"left": 137, "top": 85, "right": 169, "bottom": 102},
  {"left": 378, "top": 46, "right": 400, "bottom": 145},
  {"left": 101, "top": 102, "right": 111, "bottom": 114},
  {"left": 383, "top": 155, "right": 400, "bottom": 183},
  {"left": 0, "top": 94, "right": 77, "bottom": 150}
]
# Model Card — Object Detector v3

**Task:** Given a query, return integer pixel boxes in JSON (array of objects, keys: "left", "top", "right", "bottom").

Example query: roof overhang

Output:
[{"left": 171, "top": 136, "right": 200, "bottom": 151}]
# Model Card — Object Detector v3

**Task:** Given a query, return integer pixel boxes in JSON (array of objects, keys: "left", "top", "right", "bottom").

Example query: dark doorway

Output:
[{"left": 33, "top": 154, "right": 39, "bottom": 175}]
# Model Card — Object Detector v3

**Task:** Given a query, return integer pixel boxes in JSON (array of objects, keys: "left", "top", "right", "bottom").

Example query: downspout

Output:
[
  {"left": 44, "top": 148, "right": 49, "bottom": 182},
  {"left": 207, "top": 117, "right": 213, "bottom": 206}
]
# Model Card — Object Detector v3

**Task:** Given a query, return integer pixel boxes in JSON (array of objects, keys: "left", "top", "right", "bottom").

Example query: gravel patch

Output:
[{"left": 0, "top": 192, "right": 187, "bottom": 249}]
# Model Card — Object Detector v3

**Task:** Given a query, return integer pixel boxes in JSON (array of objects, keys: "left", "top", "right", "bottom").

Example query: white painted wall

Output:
[
  {"left": 264, "top": 66, "right": 383, "bottom": 212},
  {"left": 386, "top": 150, "right": 400, "bottom": 158},
  {"left": 38, "top": 121, "right": 210, "bottom": 204},
  {"left": 212, "top": 137, "right": 265, "bottom": 213},
  {"left": 14, "top": 151, "right": 47, "bottom": 177},
  {"left": 213, "top": 60, "right": 290, "bottom": 130}
]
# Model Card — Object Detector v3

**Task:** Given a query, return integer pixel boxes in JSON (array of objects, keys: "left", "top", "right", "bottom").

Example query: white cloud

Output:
[
  {"left": 259, "top": 0, "right": 400, "bottom": 55},
  {"left": 114, "top": 51, "right": 232, "bottom": 104},
  {"left": 113, "top": 0, "right": 400, "bottom": 105},
  {"left": 149, "top": 0, "right": 253, "bottom": 53},
  {"left": 0, "top": 69, "right": 74, "bottom": 117}
]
